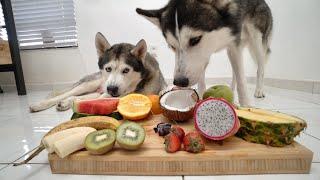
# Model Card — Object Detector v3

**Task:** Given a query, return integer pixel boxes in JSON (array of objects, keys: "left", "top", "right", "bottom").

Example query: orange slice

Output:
[
  {"left": 147, "top": 95, "right": 163, "bottom": 115},
  {"left": 117, "top": 94, "right": 152, "bottom": 121}
]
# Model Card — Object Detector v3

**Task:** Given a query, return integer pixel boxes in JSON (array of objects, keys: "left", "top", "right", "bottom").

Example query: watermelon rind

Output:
[{"left": 71, "top": 112, "right": 123, "bottom": 120}]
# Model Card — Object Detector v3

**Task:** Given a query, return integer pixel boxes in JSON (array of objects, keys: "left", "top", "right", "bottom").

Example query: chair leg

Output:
[
  {"left": 1, "top": 0, "right": 27, "bottom": 96},
  {"left": 14, "top": 67, "right": 26, "bottom": 95},
  {"left": 0, "top": 86, "right": 3, "bottom": 93}
]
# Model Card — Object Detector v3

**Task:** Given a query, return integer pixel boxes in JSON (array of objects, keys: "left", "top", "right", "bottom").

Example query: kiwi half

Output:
[
  {"left": 85, "top": 129, "right": 116, "bottom": 155},
  {"left": 116, "top": 122, "right": 145, "bottom": 150}
]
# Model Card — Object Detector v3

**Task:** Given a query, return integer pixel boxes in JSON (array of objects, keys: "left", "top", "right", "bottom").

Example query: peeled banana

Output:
[
  {"left": 42, "top": 127, "right": 96, "bottom": 153},
  {"left": 53, "top": 128, "right": 96, "bottom": 158},
  {"left": 14, "top": 116, "right": 120, "bottom": 166}
]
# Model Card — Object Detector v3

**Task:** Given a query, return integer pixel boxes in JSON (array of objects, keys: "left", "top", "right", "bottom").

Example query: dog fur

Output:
[
  {"left": 136, "top": 0, "right": 273, "bottom": 106},
  {"left": 29, "top": 32, "right": 166, "bottom": 112}
]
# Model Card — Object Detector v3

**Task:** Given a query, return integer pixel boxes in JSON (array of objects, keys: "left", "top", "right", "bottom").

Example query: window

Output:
[
  {"left": 11, "top": 0, "right": 77, "bottom": 50},
  {"left": 0, "top": 3, "right": 8, "bottom": 41}
]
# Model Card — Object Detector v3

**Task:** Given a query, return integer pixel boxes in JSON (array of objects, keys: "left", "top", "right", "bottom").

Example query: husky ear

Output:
[
  {"left": 198, "top": 0, "right": 231, "bottom": 9},
  {"left": 136, "top": 8, "right": 162, "bottom": 28},
  {"left": 215, "top": 0, "right": 232, "bottom": 8},
  {"left": 95, "top": 32, "right": 111, "bottom": 58},
  {"left": 131, "top": 39, "right": 147, "bottom": 62}
]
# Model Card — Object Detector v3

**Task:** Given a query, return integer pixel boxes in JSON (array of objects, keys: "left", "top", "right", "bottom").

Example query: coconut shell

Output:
[
  {"left": 162, "top": 108, "right": 195, "bottom": 122},
  {"left": 160, "top": 88, "right": 199, "bottom": 122}
]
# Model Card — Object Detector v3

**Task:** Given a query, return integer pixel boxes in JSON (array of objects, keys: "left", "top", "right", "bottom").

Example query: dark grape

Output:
[{"left": 154, "top": 123, "right": 172, "bottom": 136}]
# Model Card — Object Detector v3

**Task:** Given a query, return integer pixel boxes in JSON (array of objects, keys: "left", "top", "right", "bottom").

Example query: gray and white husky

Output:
[
  {"left": 137, "top": 0, "right": 273, "bottom": 106},
  {"left": 30, "top": 32, "right": 166, "bottom": 112}
]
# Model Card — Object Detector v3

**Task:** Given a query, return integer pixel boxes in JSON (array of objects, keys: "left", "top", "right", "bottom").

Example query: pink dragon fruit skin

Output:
[{"left": 194, "top": 98, "right": 240, "bottom": 141}]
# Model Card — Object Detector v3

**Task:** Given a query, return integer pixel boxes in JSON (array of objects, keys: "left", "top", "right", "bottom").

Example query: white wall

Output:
[
  {"left": 1, "top": 0, "right": 320, "bottom": 86},
  {"left": 0, "top": 48, "right": 85, "bottom": 85},
  {"left": 75, "top": 0, "right": 255, "bottom": 79},
  {"left": 266, "top": 0, "right": 320, "bottom": 81}
]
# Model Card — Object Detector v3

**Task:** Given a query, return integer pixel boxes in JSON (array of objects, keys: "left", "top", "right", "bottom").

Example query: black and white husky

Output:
[
  {"left": 137, "top": 0, "right": 273, "bottom": 106},
  {"left": 30, "top": 32, "right": 166, "bottom": 112}
]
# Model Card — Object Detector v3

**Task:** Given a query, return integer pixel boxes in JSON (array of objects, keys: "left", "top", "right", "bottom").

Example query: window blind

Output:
[
  {"left": 0, "top": 3, "right": 8, "bottom": 41},
  {"left": 11, "top": 0, "right": 77, "bottom": 50}
]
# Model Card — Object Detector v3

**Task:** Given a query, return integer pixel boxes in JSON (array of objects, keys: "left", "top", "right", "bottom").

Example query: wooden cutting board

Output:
[{"left": 48, "top": 115, "right": 313, "bottom": 175}]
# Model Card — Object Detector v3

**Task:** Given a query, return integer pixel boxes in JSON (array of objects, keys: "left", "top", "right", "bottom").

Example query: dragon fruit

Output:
[{"left": 194, "top": 98, "right": 240, "bottom": 141}]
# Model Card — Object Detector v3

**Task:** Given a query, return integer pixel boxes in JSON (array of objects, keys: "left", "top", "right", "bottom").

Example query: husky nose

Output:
[
  {"left": 173, "top": 77, "right": 189, "bottom": 87},
  {"left": 107, "top": 86, "right": 119, "bottom": 97}
]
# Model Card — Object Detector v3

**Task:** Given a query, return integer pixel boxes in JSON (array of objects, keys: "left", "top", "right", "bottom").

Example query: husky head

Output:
[
  {"left": 137, "top": 0, "right": 238, "bottom": 87},
  {"left": 95, "top": 32, "right": 149, "bottom": 97}
]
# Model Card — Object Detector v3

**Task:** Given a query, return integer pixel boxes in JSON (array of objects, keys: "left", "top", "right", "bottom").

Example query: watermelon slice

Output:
[{"left": 73, "top": 98, "right": 119, "bottom": 115}]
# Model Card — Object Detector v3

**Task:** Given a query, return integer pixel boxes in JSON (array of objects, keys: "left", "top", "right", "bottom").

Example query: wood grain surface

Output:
[{"left": 49, "top": 115, "right": 313, "bottom": 175}]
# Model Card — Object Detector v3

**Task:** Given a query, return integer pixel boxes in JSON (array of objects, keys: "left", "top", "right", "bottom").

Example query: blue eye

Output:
[
  {"left": 105, "top": 67, "right": 112, "bottom": 72},
  {"left": 122, "top": 68, "right": 130, "bottom": 74}
]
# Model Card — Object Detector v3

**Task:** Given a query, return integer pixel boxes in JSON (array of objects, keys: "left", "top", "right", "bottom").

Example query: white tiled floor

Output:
[
  {"left": 0, "top": 164, "right": 8, "bottom": 171},
  {"left": 281, "top": 108, "right": 320, "bottom": 138},
  {"left": 0, "top": 84, "right": 320, "bottom": 179},
  {"left": 295, "top": 134, "right": 320, "bottom": 162}
]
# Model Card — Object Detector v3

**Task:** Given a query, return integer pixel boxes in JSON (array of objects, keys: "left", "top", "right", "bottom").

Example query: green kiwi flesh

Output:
[
  {"left": 116, "top": 122, "right": 145, "bottom": 150},
  {"left": 85, "top": 129, "right": 116, "bottom": 155}
]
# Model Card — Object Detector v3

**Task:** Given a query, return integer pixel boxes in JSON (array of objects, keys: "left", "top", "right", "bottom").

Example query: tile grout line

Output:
[
  {"left": 269, "top": 107, "right": 320, "bottom": 111},
  {"left": 1, "top": 87, "right": 320, "bottom": 176},
  {"left": 0, "top": 164, "right": 10, "bottom": 172},
  {"left": 312, "top": 82, "right": 315, "bottom": 94},
  {"left": 245, "top": 88, "right": 320, "bottom": 108},
  {"left": 262, "top": 83, "right": 320, "bottom": 105},
  {"left": 0, "top": 163, "right": 49, "bottom": 165},
  {"left": 4, "top": 145, "right": 41, "bottom": 165},
  {"left": 266, "top": 93, "right": 320, "bottom": 106},
  {"left": 303, "top": 132, "right": 320, "bottom": 141}
]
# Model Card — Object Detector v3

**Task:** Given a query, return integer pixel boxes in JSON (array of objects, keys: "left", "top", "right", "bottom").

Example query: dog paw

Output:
[
  {"left": 254, "top": 89, "right": 265, "bottom": 98},
  {"left": 29, "top": 104, "right": 43, "bottom": 113},
  {"left": 56, "top": 101, "right": 71, "bottom": 111}
]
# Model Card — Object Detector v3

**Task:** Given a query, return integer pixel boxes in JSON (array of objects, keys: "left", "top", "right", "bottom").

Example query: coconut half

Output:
[{"left": 160, "top": 88, "right": 199, "bottom": 122}]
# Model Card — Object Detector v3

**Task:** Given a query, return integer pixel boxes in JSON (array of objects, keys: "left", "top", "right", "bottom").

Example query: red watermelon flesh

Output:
[{"left": 73, "top": 98, "right": 119, "bottom": 115}]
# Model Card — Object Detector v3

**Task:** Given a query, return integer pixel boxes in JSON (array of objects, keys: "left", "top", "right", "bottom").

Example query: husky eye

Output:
[
  {"left": 168, "top": 45, "right": 176, "bottom": 51},
  {"left": 189, "top": 36, "right": 202, "bottom": 47},
  {"left": 105, "top": 67, "right": 112, "bottom": 72},
  {"left": 122, "top": 68, "right": 130, "bottom": 74}
]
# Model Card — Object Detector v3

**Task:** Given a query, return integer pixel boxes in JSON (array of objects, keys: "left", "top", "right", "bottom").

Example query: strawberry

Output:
[
  {"left": 170, "top": 126, "right": 185, "bottom": 141},
  {"left": 183, "top": 131, "right": 205, "bottom": 153},
  {"left": 164, "top": 133, "right": 181, "bottom": 153}
]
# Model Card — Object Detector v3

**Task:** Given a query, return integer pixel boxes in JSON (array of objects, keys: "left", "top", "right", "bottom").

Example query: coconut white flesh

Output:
[
  {"left": 196, "top": 100, "right": 236, "bottom": 137},
  {"left": 161, "top": 89, "right": 197, "bottom": 112}
]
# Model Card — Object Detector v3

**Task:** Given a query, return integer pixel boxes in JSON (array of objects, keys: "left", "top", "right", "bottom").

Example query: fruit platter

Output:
[{"left": 15, "top": 86, "right": 313, "bottom": 175}]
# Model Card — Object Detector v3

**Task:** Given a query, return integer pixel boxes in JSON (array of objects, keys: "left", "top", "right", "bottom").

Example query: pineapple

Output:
[{"left": 235, "top": 108, "right": 307, "bottom": 147}]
